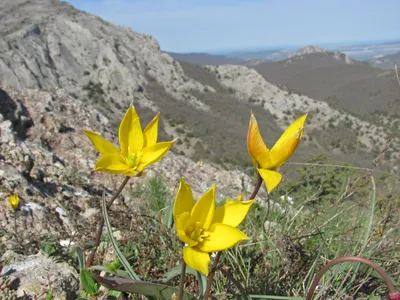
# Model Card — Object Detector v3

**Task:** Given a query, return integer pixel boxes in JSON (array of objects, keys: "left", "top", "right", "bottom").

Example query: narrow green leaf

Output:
[
  {"left": 46, "top": 289, "right": 53, "bottom": 300},
  {"left": 196, "top": 270, "right": 207, "bottom": 298},
  {"left": 106, "top": 258, "right": 121, "bottom": 274},
  {"left": 248, "top": 295, "right": 302, "bottom": 299},
  {"left": 162, "top": 265, "right": 182, "bottom": 283},
  {"left": 348, "top": 176, "right": 376, "bottom": 287},
  {"left": 75, "top": 246, "right": 85, "bottom": 271},
  {"left": 80, "top": 269, "right": 98, "bottom": 296},
  {"left": 162, "top": 265, "right": 207, "bottom": 298},
  {"left": 102, "top": 191, "right": 140, "bottom": 280},
  {"left": 94, "top": 274, "right": 196, "bottom": 300},
  {"left": 365, "top": 176, "right": 376, "bottom": 245},
  {"left": 162, "top": 204, "right": 174, "bottom": 228},
  {"left": 89, "top": 265, "right": 129, "bottom": 278},
  {"left": 107, "top": 290, "right": 122, "bottom": 299}
]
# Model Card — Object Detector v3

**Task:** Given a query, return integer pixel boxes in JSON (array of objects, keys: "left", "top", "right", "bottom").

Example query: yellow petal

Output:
[
  {"left": 269, "top": 114, "right": 307, "bottom": 168},
  {"left": 143, "top": 112, "right": 160, "bottom": 147},
  {"left": 174, "top": 178, "right": 195, "bottom": 219},
  {"left": 82, "top": 130, "right": 120, "bottom": 155},
  {"left": 95, "top": 154, "right": 131, "bottom": 174},
  {"left": 188, "top": 184, "right": 216, "bottom": 230},
  {"left": 213, "top": 199, "right": 254, "bottom": 227},
  {"left": 175, "top": 212, "right": 198, "bottom": 247},
  {"left": 257, "top": 169, "right": 282, "bottom": 193},
  {"left": 199, "top": 223, "right": 249, "bottom": 253},
  {"left": 137, "top": 140, "right": 176, "bottom": 171},
  {"left": 247, "top": 112, "right": 270, "bottom": 168},
  {"left": 8, "top": 194, "right": 19, "bottom": 210},
  {"left": 183, "top": 246, "right": 210, "bottom": 276},
  {"left": 118, "top": 106, "right": 144, "bottom": 157}
]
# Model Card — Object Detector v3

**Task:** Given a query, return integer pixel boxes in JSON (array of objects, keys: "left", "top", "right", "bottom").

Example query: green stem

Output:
[
  {"left": 178, "top": 260, "right": 186, "bottom": 300},
  {"left": 86, "top": 176, "right": 130, "bottom": 268},
  {"left": 14, "top": 212, "right": 18, "bottom": 242},
  {"left": 203, "top": 173, "right": 263, "bottom": 299}
]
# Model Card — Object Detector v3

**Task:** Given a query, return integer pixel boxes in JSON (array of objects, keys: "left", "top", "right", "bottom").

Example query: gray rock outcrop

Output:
[
  {"left": 0, "top": 0, "right": 213, "bottom": 115},
  {"left": 1, "top": 250, "right": 79, "bottom": 299}
]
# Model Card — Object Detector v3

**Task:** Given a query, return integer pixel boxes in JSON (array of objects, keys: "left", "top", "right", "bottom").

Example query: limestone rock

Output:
[
  {"left": 1, "top": 250, "right": 79, "bottom": 299},
  {"left": 0, "top": 0, "right": 213, "bottom": 115}
]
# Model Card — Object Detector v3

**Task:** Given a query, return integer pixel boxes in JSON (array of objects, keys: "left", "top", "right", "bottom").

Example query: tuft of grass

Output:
[
  {"left": 131, "top": 174, "right": 170, "bottom": 213},
  {"left": 85, "top": 156, "right": 399, "bottom": 299},
  {"left": 208, "top": 156, "right": 400, "bottom": 298}
]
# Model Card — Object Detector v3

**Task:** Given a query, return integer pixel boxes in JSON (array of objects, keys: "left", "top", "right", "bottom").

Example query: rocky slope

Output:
[
  {"left": 288, "top": 45, "right": 326, "bottom": 57},
  {"left": 285, "top": 45, "right": 352, "bottom": 65},
  {"left": 205, "top": 65, "right": 400, "bottom": 168},
  {"left": 0, "top": 0, "right": 286, "bottom": 168},
  {"left": 253, "top": 52, "right": 400, "bottom": 117},
  {"left": 167, "top": 51, "right": 245, "bottom": 66},
  {"left": 0, "top": 0, "right": 213, "bottom": 114},
  {"left": 0, "top": 86, "right": 262, "bottom": 297},
  {"left": 0, "top": 0, "right": 397, "bottom": 172}
]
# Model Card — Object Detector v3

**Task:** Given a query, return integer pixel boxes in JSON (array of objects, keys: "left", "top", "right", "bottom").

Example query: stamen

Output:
[{"left": 128, "top": 153, "right": 137, "bottom": 167}]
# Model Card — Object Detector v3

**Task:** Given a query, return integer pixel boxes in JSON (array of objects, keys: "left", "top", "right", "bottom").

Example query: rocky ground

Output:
[{"left": 0, "top": 86, "right": 266, "bottom": 298}]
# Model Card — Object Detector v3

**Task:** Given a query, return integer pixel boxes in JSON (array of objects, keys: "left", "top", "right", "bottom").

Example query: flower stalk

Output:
[
  {"left": 8, "top": 194, "right": 20, "bottom": 240},
  {"left": 178, "top": 260, "right": 186, "bottom": 300},
  {"left": 86, "top": 176, "right": 130, "bottom": 268},
  {"left": 203, "top": 174, "right": 264, "bottom": 300}
]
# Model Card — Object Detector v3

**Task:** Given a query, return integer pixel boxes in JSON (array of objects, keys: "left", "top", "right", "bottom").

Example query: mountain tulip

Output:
[
  {"left": 247, "top": 112, "right": 307, "bottom": 192},
  {"left": 173, "top": 179, "right": 253, "bottom": 275},
  {"left": 8, "top": 194, "right": 19, "bottom": 210},
  {"left": 83, "top": 105, "right": 175, "bottom": 176}
]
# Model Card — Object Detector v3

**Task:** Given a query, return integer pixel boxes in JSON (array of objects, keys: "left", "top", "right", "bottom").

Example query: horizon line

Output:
[{"left": 162, "top": 38, "right": 400, "bottom": 54}]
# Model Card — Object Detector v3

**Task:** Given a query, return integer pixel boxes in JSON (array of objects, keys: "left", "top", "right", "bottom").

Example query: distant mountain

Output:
[
  {"left": 224, "top": 48, "right": 294, "bottom": 62},
  {"left": 288, "top": 45, "right": 326, "bottom": 57},
  {"left": 166, "top": 52, "right": 244, "bottom": 66},
  {"left": 168, "top": 49, "right": 295, "bottom": 66},
  {"left": 369, "top": 52, "right": 400, "bottom": 69},
  {"left": 253, "top": 49, "right": 400, "bottom": 117},
  {"left": 330, "top": 40, "right": 400, "bottom": 61}
]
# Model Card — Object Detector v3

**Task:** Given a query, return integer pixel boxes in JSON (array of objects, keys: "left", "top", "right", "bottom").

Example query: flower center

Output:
[
  {"left": 188, "top": 222, "right": 209, "bottom": 243},
  {"left": 128, "top": 153, "right": 137, "bottom": 168}
]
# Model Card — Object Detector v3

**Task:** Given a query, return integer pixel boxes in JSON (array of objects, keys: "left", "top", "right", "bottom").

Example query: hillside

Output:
[
  {"left": 166, "top": 51, "right": 244, "bottom": 66},
  {"left": 204, "top": 64, "right": 400, "bottom": 170},
  {"left": 223, "top": 48, "right": 293, "bottom": 62},
  {"left": 0, "top": 0, "right": 398, "bottom": 172},
  {"left": 369, "top": 51, "right": 400, "bottom": 69},
  {"left": 253, "top": 51, "right": 400, "bottom": 119},
  {"left": 0, "top": 0, "right": 212, "bottom": 115}
]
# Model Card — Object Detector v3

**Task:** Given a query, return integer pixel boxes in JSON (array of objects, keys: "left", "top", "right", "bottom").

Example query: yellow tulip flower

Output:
[
  {"left": 83, "top": 105, "right": 176, "bottom": 176},
  {"left": 247, "top": 112, "right": 307, "bottom": 193},
  {"left": 8, "top": 194, "right": 19, "bottom": 210},
  {"left": 173, "top": 179, "right": 254, "bottom": 275}
]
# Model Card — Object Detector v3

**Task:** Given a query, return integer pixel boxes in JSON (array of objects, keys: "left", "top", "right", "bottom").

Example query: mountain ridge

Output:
[{"left": 0, "top": 0, "right": 398, "bottom": 171}]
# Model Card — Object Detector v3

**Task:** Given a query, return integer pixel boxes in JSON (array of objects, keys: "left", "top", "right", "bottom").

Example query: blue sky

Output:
[{"left": 65, "top": 0, "right": 399, "bottom": 53}]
